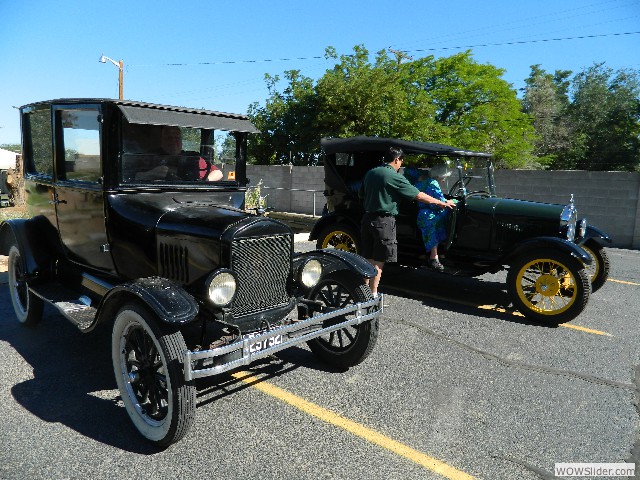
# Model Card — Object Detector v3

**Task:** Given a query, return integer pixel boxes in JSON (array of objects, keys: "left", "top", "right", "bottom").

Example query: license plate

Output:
[{"left": 244, "top": 331, "right": 283, "bottom": 354}]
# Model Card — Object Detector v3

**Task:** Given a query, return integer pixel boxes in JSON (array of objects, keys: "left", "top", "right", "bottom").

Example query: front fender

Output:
[
  {"left": 293, "top": 249, "right": 376, "bottom": 284},
  {"left": 504, "top": 236, "right": 592, "bottom": 265},
  {"left": 96, "top": 277, "right": 199, "bottom": 327},
  {"left": 577, "top": 225, "right": 612, "bottom": 245}
]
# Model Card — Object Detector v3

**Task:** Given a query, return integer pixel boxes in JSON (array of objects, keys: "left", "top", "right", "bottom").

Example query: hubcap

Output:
[{"left": 535, "top": 274, "right": 560, "bottom": 297}]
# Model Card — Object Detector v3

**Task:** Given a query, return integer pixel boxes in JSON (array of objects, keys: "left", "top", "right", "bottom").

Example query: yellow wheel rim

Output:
[
  {"left": 581, "top": 244, "right": 600, "bottom": 284},
  {"left": 321, "top": 230, "right": 357, "bottom": 253},
  {"left": 515, "top": 258, "right": 577, "bottom": 316}
]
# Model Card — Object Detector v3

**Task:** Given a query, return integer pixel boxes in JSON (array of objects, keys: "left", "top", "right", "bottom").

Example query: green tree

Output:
[
  {"left": 0, "top": 144, "right": 21, "bottom": 154},
  {"left": 248, "top": 69, "right": 318, "bottom": 165},
  {"left": 248, "top": 46, "right": 536, "bottom": 168},
  {"left": 313, "top": 46, "right": 441, "bottom": 141},
  {"left": 522, "top": 65, "right": 573, "bottom": 168},
  {"left": 419, "top": 51, "right": 535, "bottom": 168},
  {"left": 568, "top": 64, "right": 640, "bottom": 171}
]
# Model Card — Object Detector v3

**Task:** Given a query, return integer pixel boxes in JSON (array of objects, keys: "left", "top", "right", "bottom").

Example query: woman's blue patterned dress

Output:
[{"left": 415, "top": 177, "right": 449, "bottom": 252}]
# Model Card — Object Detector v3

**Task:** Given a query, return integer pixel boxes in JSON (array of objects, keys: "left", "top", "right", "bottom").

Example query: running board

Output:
[{"left": 30, "top": 283, "right": 96, "bottom": 331}]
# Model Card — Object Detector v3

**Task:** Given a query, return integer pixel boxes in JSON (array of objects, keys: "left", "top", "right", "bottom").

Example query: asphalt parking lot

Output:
[{"left": 1, "top": 241, "right": 639, "bottom": 480}]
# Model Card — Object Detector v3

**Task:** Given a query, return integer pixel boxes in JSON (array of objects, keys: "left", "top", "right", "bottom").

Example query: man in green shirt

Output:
[{"left": 359, "top": 147, "right": 455, "bottom": 296}]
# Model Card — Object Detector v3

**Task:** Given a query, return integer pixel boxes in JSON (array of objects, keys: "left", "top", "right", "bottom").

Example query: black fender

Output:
[
  {"left": 95, "top": 276, "right": 199, "bottom": 327},
  {"left": 308, "top": 213, "right": 360, "bottom": 242},
  {"left": 577, "top": 225, "right": 612, "bottom": 246},
  {"left": 293, "top": 249, "right": 376, "bottom": 286},
  {"left": 0, "top": 217, "right": 61, "bottom": 282},
  {"left": 503, "top": 236, "right": 591, "bottom": 265}
]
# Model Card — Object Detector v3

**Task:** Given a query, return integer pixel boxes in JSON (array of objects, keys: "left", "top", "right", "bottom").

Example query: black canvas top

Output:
[{"left": 320, "top": 136, "right": 492, "bottom": 158}]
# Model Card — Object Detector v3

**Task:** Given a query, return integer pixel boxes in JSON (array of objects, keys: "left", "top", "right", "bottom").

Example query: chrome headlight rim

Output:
[
  {"left": 299, "top": 258, "right": 322, "bottom": 288},
  {"left": 578, "top": 218, "right": 587, "bottom": 238},
  {"left": 560, "top": 204, "right": 577, "bottom": 242},
  {"left": 206, "top": 269, "right": 237, "bottom": 307}
]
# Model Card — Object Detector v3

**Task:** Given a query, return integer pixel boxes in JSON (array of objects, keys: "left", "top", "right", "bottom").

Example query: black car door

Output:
[{"left": 52, "top": 105, "right": 116, "bottom": 273}]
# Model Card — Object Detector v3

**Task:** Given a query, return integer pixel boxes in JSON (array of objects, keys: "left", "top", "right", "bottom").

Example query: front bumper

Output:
[{"left": 184, "top": 296, "right": 383, "bottom": 380}]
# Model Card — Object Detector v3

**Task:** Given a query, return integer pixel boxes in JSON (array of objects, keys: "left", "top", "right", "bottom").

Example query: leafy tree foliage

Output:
[
  {"left": 248, "top": 46, "right": 535, "bottom": 168},
  {"left": 522, "top": 65, "right": 572, "bottom": 167},
  {"left": 570, "top": 64, "right": 640, "bottom": 171},
  {"left": 524, "top": 63, "right": 640, "bottom": 171},
  {"left": 0, "top": 144, "right": 21, "bottom": 154}
]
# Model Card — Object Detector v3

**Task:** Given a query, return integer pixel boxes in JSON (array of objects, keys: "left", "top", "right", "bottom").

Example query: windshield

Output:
[
  {"left": 402, "top": 155, "right": 494, "bottom": 197},
  {"left": 120, "top": 122, "right": 239, "bottom": 185},
  {"left": 449, "top": 157, "right": 495, "bottom": 197}
]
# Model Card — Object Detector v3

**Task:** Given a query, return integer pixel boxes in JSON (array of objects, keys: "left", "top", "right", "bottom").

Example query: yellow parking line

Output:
[
  {"left": 477, "top": 304, "right": 611, "bottom": 336},
  {"left": 609, "top": 278, "right": 640, "bottom": 286},
  {"left": 232, "top": 371, "right": 475, "bottom": 480},
  {"left": 559, "top": 323, "right": 612, "bottom": 336}
]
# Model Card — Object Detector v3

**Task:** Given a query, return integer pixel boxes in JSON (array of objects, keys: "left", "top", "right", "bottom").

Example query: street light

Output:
[{"left": 99, "top": 54, "right": 124, "bottom": 100}]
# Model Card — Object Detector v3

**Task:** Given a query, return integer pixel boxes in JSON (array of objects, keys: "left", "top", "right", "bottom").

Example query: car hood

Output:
[
  {"left": 466, "top": 196, "right": 565, "bottom": 219},
  {"left": 107, "top": 192, "right": 291, "bottom": 282},
  {"left": 463, "top": 196, "right": 568, "bottom": 249}
]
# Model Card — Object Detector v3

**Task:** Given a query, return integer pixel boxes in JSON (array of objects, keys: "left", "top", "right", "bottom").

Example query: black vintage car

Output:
[
  {"left": 0, "top": 100, "right": 382, "bottom": 446},
  {"left": 310, "top": 136, "right": 611, "bottom": 323}
]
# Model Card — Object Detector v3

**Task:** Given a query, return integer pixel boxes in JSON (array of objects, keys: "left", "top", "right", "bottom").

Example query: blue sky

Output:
[{"left": 0, "top": 0, "right": 638, "bottom": 145}]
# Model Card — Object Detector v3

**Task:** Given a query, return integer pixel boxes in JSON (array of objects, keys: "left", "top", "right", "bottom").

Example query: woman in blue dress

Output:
[{"left": 405, "top": 165, "right": 451, "bottom": 271}]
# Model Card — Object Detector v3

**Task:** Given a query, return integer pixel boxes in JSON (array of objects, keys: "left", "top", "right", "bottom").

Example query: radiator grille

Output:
[
  {"left": 159, "top": 243, "right": 189, "bottom": 283},
  {"left": 231, "top": 235, "right": 292, "bottom": 317}
]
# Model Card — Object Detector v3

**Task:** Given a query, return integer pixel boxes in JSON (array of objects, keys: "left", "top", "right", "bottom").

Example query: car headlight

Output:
[
  {"left": 560, "top": 203, "right": 577, "bottom": 242},
  {"left": 566, "top": 222, "right": 576, "bottom": 241},
  {"left": 578, "top": 218, "right": 587, "bottom": 238},
  {"left": 207, "top": 270, "right": 237, "bottom": 306},
  {"left": 300, "top": 259, "right": 322, "bottom": 288}
]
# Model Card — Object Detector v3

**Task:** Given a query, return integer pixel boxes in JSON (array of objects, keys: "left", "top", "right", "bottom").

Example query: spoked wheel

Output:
[
  {"left": 112, "top": 302, "right": 195, "bottom": 447},
  {"left": 317, "top": 224, "right": 359, "bottom": 254},
  {"left": 7, "top": 244, "right": 43, "bottom": 326},
  {"left": 306, "top": 271, "right": 378, "bottom": 369},
  {"left": 507, "top": 249, "right": 591, "bottom": 324},
  {"left": 581, "top": 240, "right": 610, "bottom": 293}
]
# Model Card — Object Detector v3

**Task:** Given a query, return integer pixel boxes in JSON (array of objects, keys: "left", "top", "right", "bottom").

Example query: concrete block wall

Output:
[
  {"left": 247, "top": 165, "right": 325, "bottom": 215},
  {"left": 247, "top": 164, "right": 640, "bottom": 249},
  {"left": 494, "top": 170, "right": 640, "bottom": 249}
]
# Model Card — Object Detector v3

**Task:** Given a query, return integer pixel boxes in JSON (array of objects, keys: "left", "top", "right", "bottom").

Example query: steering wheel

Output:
[{"left": 448, "top": 176, "right": 473, "bottom": 197}]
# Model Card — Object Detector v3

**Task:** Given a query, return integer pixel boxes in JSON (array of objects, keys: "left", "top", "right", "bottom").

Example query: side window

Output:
[
  {"left": 25, "top": 109, "right": 53, "bottom": 176},
  {"left": 59, "top": 109, "right": 101, "bottom": 182},
  {"left": 214, "top": 131, "right": 237, "bottom": 181}
]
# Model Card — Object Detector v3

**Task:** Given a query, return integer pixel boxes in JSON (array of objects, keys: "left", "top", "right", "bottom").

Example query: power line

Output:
[
  {"left": 401, "top": 31, "right": 640, "bottom": 55},
  {"left": 128, "top": 31, "right": 640, "bottom": 69}
]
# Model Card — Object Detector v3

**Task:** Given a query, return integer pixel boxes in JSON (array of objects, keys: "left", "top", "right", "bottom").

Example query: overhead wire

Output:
[
  {"left": 392, "top": 0, "right": 639, "bottom": 50},
  {"left": 128, "top": 31, "right": 640, "bottom": 70}
]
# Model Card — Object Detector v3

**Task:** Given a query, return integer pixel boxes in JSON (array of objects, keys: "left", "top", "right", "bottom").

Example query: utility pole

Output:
[{"left": 99, "top": 54, "right": 125, "bottom": 100}]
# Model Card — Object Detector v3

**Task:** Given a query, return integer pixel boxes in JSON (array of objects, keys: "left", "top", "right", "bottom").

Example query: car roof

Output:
[
  {"left": 320, "top": 136, "right": 492, "bottom": 158},
  {"left": 20, "top": 98, "right": 260, "bottom": 133}
]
